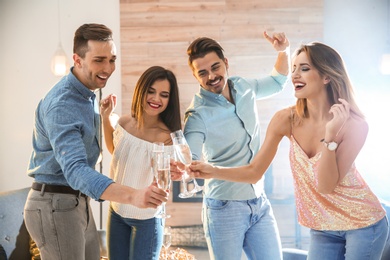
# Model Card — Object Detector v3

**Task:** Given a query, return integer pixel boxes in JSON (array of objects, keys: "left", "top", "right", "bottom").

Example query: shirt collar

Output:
[{"left": 67, "top": 67, "right": 96, "bottom": 100}]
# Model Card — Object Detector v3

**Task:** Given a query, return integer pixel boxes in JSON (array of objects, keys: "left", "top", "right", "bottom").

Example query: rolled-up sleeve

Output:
[{"left": 184, "top": 109, "right": 206, "bottom": 161}]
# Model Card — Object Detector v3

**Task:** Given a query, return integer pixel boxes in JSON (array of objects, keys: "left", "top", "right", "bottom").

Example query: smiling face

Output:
[
  {"left": 73, "top": 39, "right": 117, "bottom": 91},
  {"left": 191, "top": 52, "right": 229, "bottom": 95},
  {"left": 291, "top": 51, "right": 329, "bottom": 100},
  {"left": 144, "top": 79, "right": 171, "bottom": 116}
]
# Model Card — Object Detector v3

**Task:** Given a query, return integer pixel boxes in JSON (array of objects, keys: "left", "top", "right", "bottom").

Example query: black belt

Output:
[{"left": 32, "top": 182, "right": 87, "bottom": 198}]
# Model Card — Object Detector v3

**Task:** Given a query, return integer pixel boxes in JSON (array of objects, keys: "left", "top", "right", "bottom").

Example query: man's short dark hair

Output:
[
  {"left": 187, "top": 37, "right": 225, "bottom": 70},
  {"left": 73, "top": 23, "right": 113, "bottom": 58}
]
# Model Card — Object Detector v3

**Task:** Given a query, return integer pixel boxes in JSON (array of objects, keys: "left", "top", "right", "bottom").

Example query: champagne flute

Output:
[
  {"left": 151, "top": 142, "right": 165, "bottom": 186},
  {"left": 155, "top": 152, "right": 171, "bottom": 218},
  {"left": 170, "top": 130, "right": 203, "bottom": 197},
  {"left": 162, "top": 226, "right": 172, "bottom": 260},
  {"left": 151, "top": 142, "right": 166, "bottom": 218},
  {"left": 170, "top": 131, "right": 194, "bottom": 198},
  {"left": 151, "top": 142, "right": 164, "bottom": 172},
  {"left": 169, "top": 146, "right": 193, "bottom": 199}
]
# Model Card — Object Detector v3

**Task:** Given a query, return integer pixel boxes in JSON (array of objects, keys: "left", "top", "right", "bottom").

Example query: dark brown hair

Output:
[
  {"left": 131, "top": 66, "right": 182, "bottom": 131},
  {"left": 187, "top": 37, "right": 225, "bottom": 70},
  {"left": 73, "top": 23, "right": 113, "bottom": 58}
]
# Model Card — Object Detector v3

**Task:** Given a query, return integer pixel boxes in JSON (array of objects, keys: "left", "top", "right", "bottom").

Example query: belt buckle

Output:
[{"left": 40, "top": 183, "right": 46, "bottom": 196}]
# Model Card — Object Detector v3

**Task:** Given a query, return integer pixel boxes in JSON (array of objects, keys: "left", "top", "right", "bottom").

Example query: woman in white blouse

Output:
[{"left": 100, "top": 66, "right": 182, "bottom": 260}]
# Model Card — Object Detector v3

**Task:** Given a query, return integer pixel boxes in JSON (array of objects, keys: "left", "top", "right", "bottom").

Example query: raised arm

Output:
[
  {"left": 316, "top": 99, "right": 368, "bottom": 193},
  {"left": 189, "top": 108, "right": 290, "bottom": 183},
  {"left": 263, "top": 31, "right": 290, "bottom": 76},
  {"left": 100, "top": 94, "right": 117, "bottom": 154}
]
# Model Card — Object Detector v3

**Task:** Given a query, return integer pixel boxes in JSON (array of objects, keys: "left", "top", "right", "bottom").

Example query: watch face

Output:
[{"left": 328, "top": 142, "right": 338, "bottom": 151}]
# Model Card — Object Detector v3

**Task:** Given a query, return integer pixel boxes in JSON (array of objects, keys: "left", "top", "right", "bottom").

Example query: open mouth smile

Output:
[
  {"left": 148, "top": 102, "right": 161, "bottom": 109},
  {"left": 207, "top": 77, "right": 222, "bottom": 88},
  {"left": 294, "top": 82, "right": 305, "bottom": 91}
]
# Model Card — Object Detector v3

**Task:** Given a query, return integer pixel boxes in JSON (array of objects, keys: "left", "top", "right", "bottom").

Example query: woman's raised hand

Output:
[
  {"left": 100, "top": 93, "right": 117, "bottom": 116},
  {"left": 327, "top": 98, "right": 350, "bottom": 137}
]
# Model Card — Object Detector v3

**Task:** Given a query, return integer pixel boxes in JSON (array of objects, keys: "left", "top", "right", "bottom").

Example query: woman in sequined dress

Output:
[{"left": 189, "top": 42, "right": 389, "bottom": 260}]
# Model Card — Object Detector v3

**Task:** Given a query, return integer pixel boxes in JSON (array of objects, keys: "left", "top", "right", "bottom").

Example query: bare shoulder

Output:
[
  {"left": 268, "top": 107, "right": 293, "bottom": 137},
  {"left": 272, "top": 107, "right": 292, "bottom": 121},
  {"left": 118, "top": 115, "right": 136, "bottom": 130}
]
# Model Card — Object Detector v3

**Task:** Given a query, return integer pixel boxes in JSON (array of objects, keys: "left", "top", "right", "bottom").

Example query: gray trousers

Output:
[{"left": 24, "top": 189, "right": 100, "bottom": 260}]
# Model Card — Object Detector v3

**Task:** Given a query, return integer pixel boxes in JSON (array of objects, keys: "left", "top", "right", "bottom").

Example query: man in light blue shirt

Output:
[
  {"left": 184, "top": 32, "right": 290, "bottom": 259},
  {"left": 24, "top": 23, "right": 168, "bottom": 260}
]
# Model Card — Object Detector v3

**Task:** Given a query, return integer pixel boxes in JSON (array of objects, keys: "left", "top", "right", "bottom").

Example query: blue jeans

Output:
[
  {"left": 107, "top": 206, "right": 163, "bottom": 260},
  {"left": 308, "top": 216, "right": 389, "bottom": 260},
  {"left": 202, "top": 194, "right": 282, "bottom": 260},
  {"left": 24, "top": 189, "right": 100, "bottom": 260}
]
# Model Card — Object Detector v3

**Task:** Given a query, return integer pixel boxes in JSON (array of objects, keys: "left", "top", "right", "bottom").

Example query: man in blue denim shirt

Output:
[
  {"left": 24, "top": 23, "right": 168, "bottom": 260},
  {"left": 184, "top": 32, "right": 290, "bottom": 259}
]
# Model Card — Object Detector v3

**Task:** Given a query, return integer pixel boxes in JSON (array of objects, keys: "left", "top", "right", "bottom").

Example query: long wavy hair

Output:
[
  {"left": 293, "top": 42, "right": 364, "bottom": 120},
  {"left": 131, "top": 66, "right": 182, "bottom": 132}
]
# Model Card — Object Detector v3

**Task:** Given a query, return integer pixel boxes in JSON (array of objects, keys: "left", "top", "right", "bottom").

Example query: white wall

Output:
[{"left": 0, "top": 0, "right": 122, "bottom": 228}]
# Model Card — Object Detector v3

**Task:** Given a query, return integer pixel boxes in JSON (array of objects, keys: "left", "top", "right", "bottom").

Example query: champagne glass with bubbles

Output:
[
  {"left": 151, "top": 142, "right": 164, "bottom": 175},
  {"left": 170, "top": 130, "right": 203, "bottom": 198},
  {"left": 151, "top": 142, "right": 171, "bottom": 218}
]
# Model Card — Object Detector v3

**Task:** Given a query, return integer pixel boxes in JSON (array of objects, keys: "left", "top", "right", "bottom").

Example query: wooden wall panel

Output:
[{"left": 120, "top": 0, "right": 323, "bottom": 227}]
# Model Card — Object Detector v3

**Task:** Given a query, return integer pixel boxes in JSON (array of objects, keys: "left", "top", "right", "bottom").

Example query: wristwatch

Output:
[{"left": 321, "top": 139, "right": 338, "bottom": 151}]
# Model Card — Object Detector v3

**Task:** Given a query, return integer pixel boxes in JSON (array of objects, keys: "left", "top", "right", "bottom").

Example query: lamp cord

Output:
[{"left": 57, "top": 0, "right": 61, "bottom": 44}]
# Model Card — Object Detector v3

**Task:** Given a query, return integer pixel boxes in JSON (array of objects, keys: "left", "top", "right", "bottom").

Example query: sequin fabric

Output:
[{"left": 289, "top": 136, "right": 385, "bottom": 231}]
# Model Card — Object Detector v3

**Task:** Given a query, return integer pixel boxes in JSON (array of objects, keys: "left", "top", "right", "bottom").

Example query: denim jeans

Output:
[
  {"left": 202, "top": 194, "right": 282, "bottom": 260},
  {"left": 107, "top": 206, "right": 163, "bottom": 260},
  {"left": 308, "top": 216, "right": 389, "bottom": 260},
  {"left": 24, "top": 189, "right": 100, "bottom": 260}
]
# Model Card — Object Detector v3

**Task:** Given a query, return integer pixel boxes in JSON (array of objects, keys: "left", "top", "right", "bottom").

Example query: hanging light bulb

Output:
[
  {"left": 51, "top": 0, "right": 69, "bottom": 76},
  {"left": 51, "top": 42, "right": 69, "bottom": 76}
]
